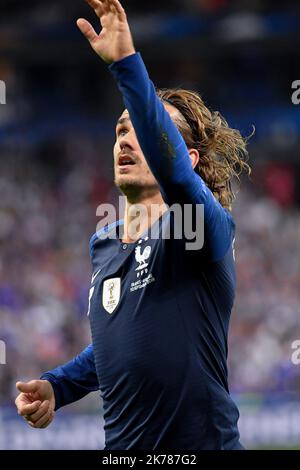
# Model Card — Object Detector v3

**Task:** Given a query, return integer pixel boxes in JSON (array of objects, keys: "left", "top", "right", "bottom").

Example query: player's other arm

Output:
[
  {"left": 15, "top": 344, "right": 98, "bottom": 428},
  {"left": 40, "top": 343, "right": 99, "bottom": 409}
]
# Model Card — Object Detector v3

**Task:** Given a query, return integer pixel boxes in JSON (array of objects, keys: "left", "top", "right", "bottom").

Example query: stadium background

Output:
[{"left": 0, "top": 0, "right": 300, "bottom": 449}]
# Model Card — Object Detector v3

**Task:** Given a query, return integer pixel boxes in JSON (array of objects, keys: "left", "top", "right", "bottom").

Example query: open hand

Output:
[{"left": 77, "top": 0, "right": 136, "bottom": 64}]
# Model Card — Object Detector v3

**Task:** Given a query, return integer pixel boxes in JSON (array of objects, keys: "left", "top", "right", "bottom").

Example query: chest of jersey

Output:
[{"left": 87, "top": 217, "right": 235, "bottom": 401}]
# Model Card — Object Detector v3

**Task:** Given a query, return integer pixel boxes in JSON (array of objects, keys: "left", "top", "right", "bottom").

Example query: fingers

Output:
[
  {"left": 40, "top": 412, "right": 55, "bottom": 429},
  {"left": 16, "top": 381, "right": 39, "bottom": 394},
  {"left": 26, "top": 400, "right": 50, "bottom": 423},
  {"left": 17, "top": 399, "right": 41, "bottom": 417},
  {"left": 77, "top": 18, "right": 98, "bottom": 44},
  {"left": 22, "top": 400, "right": 55, "bottom": 429},
  {"left": 85, "top": 0, "right": 102, "bottom": 9},
  {"left": 110, "top": 0, "right": 126, "bottom": 19},
  {"left": 85, "top": 0, "right": 104, "bottom": 17},
  {"left": 85, "top": 0, "right": 125, "bottom": 20},
  {"left": 32, "top": 408, "right": 53, "bottom": 428},
  {"left": 27, "top": 409, "right": 54, "bottom": 429}
]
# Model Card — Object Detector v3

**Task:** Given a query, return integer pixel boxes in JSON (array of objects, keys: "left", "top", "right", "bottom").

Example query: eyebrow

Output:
[{"left": 116, "top": 116, "right": 131, "bottom": 127}]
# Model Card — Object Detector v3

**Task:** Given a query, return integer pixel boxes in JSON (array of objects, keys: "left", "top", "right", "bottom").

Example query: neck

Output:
[{"left": 122, "top": 190, "right": 167, "bottom": 243}]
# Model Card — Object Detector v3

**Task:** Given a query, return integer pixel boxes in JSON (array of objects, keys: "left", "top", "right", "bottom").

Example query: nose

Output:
[{"left": 119, "top": 134, "right": 134, "bottom": 152}]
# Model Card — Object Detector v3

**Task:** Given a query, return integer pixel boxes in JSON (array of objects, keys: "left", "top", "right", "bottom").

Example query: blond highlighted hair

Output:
[{"left": 157, "top": 88, "right": 251, "bottom": 211}]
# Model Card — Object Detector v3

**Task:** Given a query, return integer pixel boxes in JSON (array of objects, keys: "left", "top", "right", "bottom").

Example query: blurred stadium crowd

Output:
[{"left": 0, "top": 0, "right": 300, "bottom": 412}]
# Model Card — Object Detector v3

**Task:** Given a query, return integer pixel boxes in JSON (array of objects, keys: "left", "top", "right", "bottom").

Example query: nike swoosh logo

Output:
[{"left": 91, "top": 268, "right": 101, "bottom": 284}]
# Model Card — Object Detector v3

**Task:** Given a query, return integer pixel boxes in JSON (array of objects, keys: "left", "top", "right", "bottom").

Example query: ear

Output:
[{"left": 188, "top": 148, "right": 200, "bottom": 170}]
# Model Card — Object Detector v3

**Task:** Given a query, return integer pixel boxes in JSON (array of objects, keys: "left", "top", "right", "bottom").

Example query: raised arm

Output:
[{"left": 77, "top": 0, "right": 235, "bottom": 260}]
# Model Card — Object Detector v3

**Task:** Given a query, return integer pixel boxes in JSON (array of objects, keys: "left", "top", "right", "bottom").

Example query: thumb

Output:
[
  {"left": 16, "top": 381, "right": 40, "bottom": 394},
  {"left": 77, "top": 19, "right": 98, "bottom": 45}
]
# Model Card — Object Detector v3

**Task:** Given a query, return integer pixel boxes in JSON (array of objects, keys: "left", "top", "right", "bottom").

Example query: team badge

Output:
[
  {"left": 102, "top": 278, "right": 121, "bottom": 314},
  {"left": 135, "top": 243, "right": 152, "bottom": 278}
]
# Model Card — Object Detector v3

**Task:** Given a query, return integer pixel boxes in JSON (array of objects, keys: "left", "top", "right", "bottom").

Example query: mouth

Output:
[{"left": 118, "top": 155, "right": 136, "bottom": 168}]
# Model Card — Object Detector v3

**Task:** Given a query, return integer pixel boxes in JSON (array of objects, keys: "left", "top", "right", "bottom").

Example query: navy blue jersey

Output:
[{"left": 41, "top": 53, "right": 242, "bottom": 450}]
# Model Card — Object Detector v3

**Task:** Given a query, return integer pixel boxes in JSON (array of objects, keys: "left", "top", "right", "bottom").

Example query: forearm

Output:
[
  {"left": 40, "top": 344, "right": 99, "bottom": 410},
  {"left": 109, "top": 53, "right": 197, "bottom": 203}
]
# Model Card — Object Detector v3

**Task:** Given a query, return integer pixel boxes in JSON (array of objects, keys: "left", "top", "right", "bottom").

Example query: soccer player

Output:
[{"left": 15, "top": 0, "right": 251, "bottom": 450}]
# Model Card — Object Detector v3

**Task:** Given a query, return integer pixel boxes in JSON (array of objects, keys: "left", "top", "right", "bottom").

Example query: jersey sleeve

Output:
[
  {"left": 40, "top": 343, "right": 99, "bottom": 410},
  {"left": 109, "top": 53, "right": 235, "bottom": 261}
]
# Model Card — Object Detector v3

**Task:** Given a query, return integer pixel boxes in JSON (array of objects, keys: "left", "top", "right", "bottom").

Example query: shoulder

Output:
[{"left": 89, "top": 220, "right": 124, "bottom": 259}]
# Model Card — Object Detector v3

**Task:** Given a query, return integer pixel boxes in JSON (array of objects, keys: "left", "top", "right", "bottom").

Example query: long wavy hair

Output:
[{"left": 157, "top": 88, "right": 252, "bottom": 211}]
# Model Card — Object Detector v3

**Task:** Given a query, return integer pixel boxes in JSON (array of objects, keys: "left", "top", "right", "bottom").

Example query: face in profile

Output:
[{"left": 113, "top": 104, "right": 185, "bottom": 196}]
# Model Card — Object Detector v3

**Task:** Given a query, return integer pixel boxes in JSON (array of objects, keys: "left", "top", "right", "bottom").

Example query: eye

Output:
[{"left": 117, "top": 126, "right": 128, "bottom": 137}]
